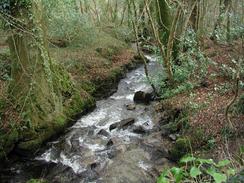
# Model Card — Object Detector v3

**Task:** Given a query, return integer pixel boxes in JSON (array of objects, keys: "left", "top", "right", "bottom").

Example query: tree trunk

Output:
[
  {"left": 139, "top": 1, "right": 147, "bottom": 38},
  {"left": 211, "top": 0, "right": 232, "bottom": 41},
  {"left": 156, "top": 0, "right": 172, "bottom": 45},
  {"left": 6, "top": 0, "right": 88, "bottom": 151},
  {"left": 189, "top": 0, "right": 199, "bottom": 32},
  {"left": 226, "top": 0, "right": 232, "bottom": 42},
  {"left": 145, "top": 0, "right": 174, "bottom": 83}
]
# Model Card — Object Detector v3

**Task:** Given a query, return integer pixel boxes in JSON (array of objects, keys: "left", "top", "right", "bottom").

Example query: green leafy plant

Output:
[
  {"left": 153, "top": 29, "right": 209, "bottom": 99},
  {"left": 157, "top": 156, "right": 236, "bottom": 183}
]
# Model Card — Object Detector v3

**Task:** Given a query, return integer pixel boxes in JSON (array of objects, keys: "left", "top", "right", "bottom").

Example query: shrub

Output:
[{"left": 153, "top": 29, "right": 209, "bottom": 99}]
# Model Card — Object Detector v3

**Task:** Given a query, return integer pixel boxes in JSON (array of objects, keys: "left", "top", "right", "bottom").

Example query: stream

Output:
[{"left": 1, "top": 55, "right": 173, "bottom": 183}]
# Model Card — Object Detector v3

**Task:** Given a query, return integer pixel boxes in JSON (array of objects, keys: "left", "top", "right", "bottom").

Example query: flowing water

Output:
[{"left": 1, "top": 56, "right": 172, "bottom": 183}]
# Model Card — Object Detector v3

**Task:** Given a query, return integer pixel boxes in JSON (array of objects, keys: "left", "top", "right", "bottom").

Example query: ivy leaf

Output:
[
  {"left": 157, "top": 177, "right": 170, "bottom": 183},
  {"left": 171, "top": 167, "right": 184, "bottom": 183},
  {"left": 206, "top": 168, "right": 227, "bottom": 183},
  {"left": 212, "top": 173, "right": 227, "bottom": 183},
  {"left": 197, "top": 158, "right": 215, "bottom": 165},
  {"left": 216, "top": 159, "right": 230, "bottom": 167},
  {"left": 157, "top": 170, "right": 170, "bottom": 183},
  {"left": 227, "top": 168, "right": 236, "bottom": 176},
  {"left": 180, "top": 156, "right": 196, "bottom": 163},
  {"left": 190, "top": 167, "right": 202, "bottom": 178}
]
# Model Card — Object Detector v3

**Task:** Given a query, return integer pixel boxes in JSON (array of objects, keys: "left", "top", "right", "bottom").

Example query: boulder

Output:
[
  {"left": 132, "top": 126, "right": 147, "bottom": 135},
  {"left": 90, "top": 162, "right": 98, "bottom": 170},
  {"left": 109, "top": 122, "right": 119, "bottom": 131},
  {"left": 109, "top": 118, "right": 135, "bottom": 131},
  {"left": 107, "top": 149, "right": 117, "bottom": 159},
  {"left": 97, "top": 129, "right": 110, "bottom": 138},
  {"left": 126, "top": 103, "right": 136, "bottom": 110},
  {"left": 106, "top": 138, "right": 121, "bottom": 148},
  {"left": 106, "top": 139, "right": 114, "bottom": 147},
  {"left": 133, "top": 91, "right": 152, "bottom": 104},
  {"left": 118, "top": 118, "right": 135, "bottom": 130},
  {"left": 150, "top": 149, "right": 169, "bottom": 162},
  {"left": 168, "top": 134, "right": 177, "bottom": 141}
]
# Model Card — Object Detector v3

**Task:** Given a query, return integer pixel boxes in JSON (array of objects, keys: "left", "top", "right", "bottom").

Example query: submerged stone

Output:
[
  {"left": 132, "top": 125, "right": 147, "bottom": 135},
  {"left": 97, "top": 129, "right": 110, "bottom": 138}
]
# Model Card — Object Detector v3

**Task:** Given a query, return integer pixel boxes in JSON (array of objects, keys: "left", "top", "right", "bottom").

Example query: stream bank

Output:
[
  {"left": 0, "top": 44, "right": 142, "bottom": 160},
  {"left": 0, "top": 55, "right": 180, "bottom": 183}
]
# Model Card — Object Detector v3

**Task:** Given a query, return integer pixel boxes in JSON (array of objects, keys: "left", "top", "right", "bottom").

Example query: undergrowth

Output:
[
  {"left": 157, "top": 155, "right": 237, "bottom": 183},
  {"left": 153, "top": 29, "right": 209, "bottom": 99}
]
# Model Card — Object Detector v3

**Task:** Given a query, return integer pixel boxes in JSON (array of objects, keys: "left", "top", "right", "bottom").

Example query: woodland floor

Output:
[{"left": 167, "top": 39, "right": 244, "bottom": 166}]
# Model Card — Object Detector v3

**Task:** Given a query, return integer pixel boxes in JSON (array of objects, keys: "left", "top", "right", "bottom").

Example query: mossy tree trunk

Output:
[
  {"left": 155, "top": 0, "right": 180, "bottom": 83},
  {"left": 226, "top": 0, "right": 232, "bottom": 42},
  {"left": 156, "top": 0, "right": 172, "bottom": 45},
  {"left": 211, "top": 0, "right": 232, "bottom": 41},
  {"left": 6, "top": 0, "right": 89, "bottom": 151},
  {"left": 189, "top": 0, "right": 199, "bottom": 32},
  {"left": 138, "top": 1, "right": 148, "bottom": 38}
]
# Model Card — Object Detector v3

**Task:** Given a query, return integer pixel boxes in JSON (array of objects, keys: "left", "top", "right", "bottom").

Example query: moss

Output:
[
  {"left": 79, "top": 81, "right": 96, "bottom": 95},
  {"left": 55, "top": 115, "right": 66, "bottom": 126},
  {"left": 170, "top": 137, "right": 191, "bottom": 161},
  {"left": 2, "top": 129, "right": 19, "bottom": 145},
  {"left": 26, "top": 179, "right": 47, "bottom": 183},
  {"left": 64, "top": 89, "right": 95, "bottom": 116},
  {"left": 111, "top": 67, "right": 124, "bottom": 78},
  {"left": 0, "top": 128, "right": 18, "bottom": 159},
  {"left": 16, "top": 90, "right": 95, "bottom": 153},
  {"left": 17, "top": 130, "right": 53, "bottom": 152}
]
